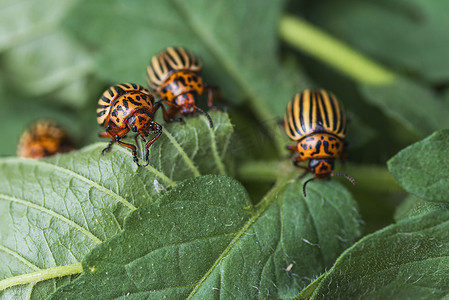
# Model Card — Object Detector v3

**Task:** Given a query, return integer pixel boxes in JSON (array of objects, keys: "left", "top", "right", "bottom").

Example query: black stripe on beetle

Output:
[
  {"left": 101, "top": 95, "right": 111, "bottom": 103},
  {"left": 127, "top": 96, "right": 142, "bottom": 106},
  {"left": 122, "top": 99, "right": 129, "bottom": 110},
  {"left": 97, "top": 110, "right": 107, "bottom": 117}
]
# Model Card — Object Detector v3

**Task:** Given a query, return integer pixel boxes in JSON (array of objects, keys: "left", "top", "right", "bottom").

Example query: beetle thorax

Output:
[
  {"left": 127, "top": 108, "right": 153, "bottom": 135},
  {"left": 175, "top": 93, "right": 196, "bottom": 115},
  {"left": 296, "top": 133, "right": 343, "bottom": 161}
]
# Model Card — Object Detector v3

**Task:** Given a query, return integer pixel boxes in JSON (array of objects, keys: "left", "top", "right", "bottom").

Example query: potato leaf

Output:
[
  {"left": 308, "top": 211, "right": 449, "bottom": 299},
  {"left": 388, "top": 129, "right": 449, "bottom": 202},
  {"left": 0, "top": 111, "right": 232, "bottom": 299},
  {"left": 49, "top": 175, "right": 361, "bottom": 299}
]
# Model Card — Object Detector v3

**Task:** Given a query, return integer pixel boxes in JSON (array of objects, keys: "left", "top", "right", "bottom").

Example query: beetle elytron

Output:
[
  {"left": 284, "top": 89, "right": 355, "bottom": 196},
  {"left": 147, "top": 46, "right": 219, "bottom": 128},
  {"left": 97, "top": 83, "right": 163, "bottom": 166}
]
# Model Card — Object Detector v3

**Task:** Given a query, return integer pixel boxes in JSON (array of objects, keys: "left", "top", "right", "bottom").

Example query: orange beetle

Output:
[
  {"left": 97, "top": 83, "right": 163, "bottom": 166},
  {"left": 284, "top": 89, "right": 355, "bottom": 196},
  {"left": 17, "top": 120, "right": 74, "bottom": 158},
  {"left": 146, "top": 46, "right": 219, "bottom": 127}
]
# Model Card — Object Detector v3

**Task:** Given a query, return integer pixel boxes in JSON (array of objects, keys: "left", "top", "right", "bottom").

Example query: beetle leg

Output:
[
  {"left": 286, "top": 144, "right": 297, "bottom": 154},
  {"left": 167, "top": 106, "right": 184, "bottom": 124},
  {"left": 144, "top": 126, "right": 163, "bottom": 166},
  {"left": 101, "top": 140, "right": 115, "bottom": 155},
  {"left": 99, "top": 131, "right": 115, "bottom": 155},
  {"left": 194, "top": 106, "right": 214, "bottom": 128},
  {"left": 302, "top": 177, "right": 315, "bottom": 197},
  {"left": 292, "top": 156, "right": 306, "bottom": 167},
  {"left": 116, "top": 140, "right": 140, "bottom": 166},
  {"left": 204, "top": 83, "right": 223, "bottom": 109},
  {"left": 98, "top": 131, "right": 111, "bottom": 138},
  {"left": 291, "top": 156, "right": 309, "bottom": 178},
  {"left": 156, "top": 101, "right": 184, "bottom": 124},
  {"left": 153, "top": 100, "right": 169, "bottom": 122},
  {"left": 134, "top": 133, "right": 141, "bottom": 153}
]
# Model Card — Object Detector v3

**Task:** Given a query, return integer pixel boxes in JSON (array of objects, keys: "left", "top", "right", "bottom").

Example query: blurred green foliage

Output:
[
  {"left": 1, "top": 0, "right": 449, "bottom": 298},
  {"left": 1, "top": 0, "right": 448, "bottom": 230},
  {"left": 0, "top": 0, "right": 448, "bottom": 229},
  {"left": 0, "top": 0, "right": 449, "bottom": 298}
]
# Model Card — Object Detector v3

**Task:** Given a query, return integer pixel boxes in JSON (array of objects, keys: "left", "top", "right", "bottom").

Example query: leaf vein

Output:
[
  {"left": 163, "top": 129, "right": 201, "bottom": 177},
  {"left": 0, "top": 244, "right": 40, "bottom": 271},
  {"left": 300, "top": 191, "right": 326, "bottom": 266},
  {"left": 358, "top": 255, "right": 449, "bottom": 279},
  {"left": 0, "top": 193, "right": 102, "bottom": 244},
  {"left": 170, "top": 0, "right": 285, "bottom": 155},
  {"left": 1, "top": 158, "right": 137, "bottom": 211},
  {"left": 204, "top": 117, "right": 226, "bottom": 175},
  {"left": 124, "top": 232, "right": 238, "bottom": 267},
  {"left": 187, "top": 180, "right": 286, "bottom": 299}
]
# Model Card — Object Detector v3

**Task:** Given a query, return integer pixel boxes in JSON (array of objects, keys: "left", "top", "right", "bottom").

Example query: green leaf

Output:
[
  {"left": 388, "top": 129, "right": 449, "bottom": 202},
  {"left": 0, "top": 0, "right": 95, "bottom": 107},
  {"left": 2, "top": 31, "right": 94, "bottom": 107},
  {"left": 0, "top": 0, "right": 77, "bottom": 51},
  {"left": 63, "top": 0, "right": 309, "bottom": 132},
  {"left": 394, "top": 195, "right": 449, "bottom": 222},
  {"left": 309, "top": 211, "right": 449, "bottom": 299},
  {"left": 0, "top": 111, "right": 232, "bottom": 299},
  {"left": 359, "top": 79, "right": 449, "bottom": 137},
  {"left": 294, "top": 273, "right": 326, "bottom": 300},
  {"left": 49, "top": 176, "right": 361, "bottom": 299}
]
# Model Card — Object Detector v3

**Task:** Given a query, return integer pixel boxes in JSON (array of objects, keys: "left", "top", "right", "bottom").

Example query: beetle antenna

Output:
[
  {"left": 302, "top": 177, "right": 315, "bottom": 197},
  {"left": 330, "top": 173, "right": 356, "bottom": 185},
  {"left": 194, "top": 106, "right": 214, "bottom": 128}
]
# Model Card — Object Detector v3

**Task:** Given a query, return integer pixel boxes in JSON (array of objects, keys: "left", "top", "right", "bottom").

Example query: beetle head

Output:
[
  {"left": 127, "top": 108, "right": 156, "bottom": 136},
  {"left": 176, "top": 94, "right": 196, "bottom": 115},
  {"left": 308, "top": 158, "right": 335, "bottom": 177}
]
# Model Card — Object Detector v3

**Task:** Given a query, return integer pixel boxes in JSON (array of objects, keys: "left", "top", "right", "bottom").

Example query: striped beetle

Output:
[
  {"left": 284, "top": 89, "right": 355, "bottom": 196},
  {"left": 97, "top": 83, "right": 163, "bottom": 166},
  {"left": 147, "top": 46, "right": 219, "bottom": 128},
  {"left": 17, "top": 120, "right": 74, "bottom": 158}
]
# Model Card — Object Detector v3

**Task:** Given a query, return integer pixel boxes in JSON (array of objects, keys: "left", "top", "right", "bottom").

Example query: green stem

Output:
[
  {"left": 237, "top": 160, "right": 285, "bottom": 181},
  {"left": 279, "top": 15, "right": 396, "bottom": 85},
  {"left": 0, "top": 263, "right": 83, "bottom": 291}
]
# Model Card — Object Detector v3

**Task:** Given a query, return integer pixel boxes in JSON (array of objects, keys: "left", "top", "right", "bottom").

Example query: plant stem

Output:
[
  {"left": 279, "top": 15, "right": 396, "bottom": 85},
  {"left": 0, "top": 263, "right": 83, "bottom": 291},
  {"left": 237, "top": 160, "right": 285, "bottom": 181}
]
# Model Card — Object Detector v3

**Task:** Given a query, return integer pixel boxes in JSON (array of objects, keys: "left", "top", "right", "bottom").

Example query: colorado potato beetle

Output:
[
  {"left": 146, "top": 46, "right": 219, "bottom": 128},
  {"left": 17, "top": 120, "right": 74, "bottom": 158},
  {"left": 284, "top": 89, "right": 355, "bottom": 196},
  {"left": 97, "top": 83, "right": 163, "bottom": 166}
]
